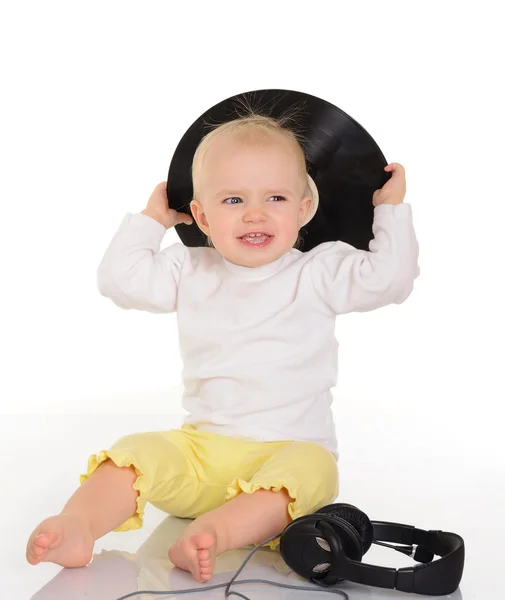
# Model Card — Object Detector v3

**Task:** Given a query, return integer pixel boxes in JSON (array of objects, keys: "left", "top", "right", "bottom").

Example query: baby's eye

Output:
[
  {"left": 269, "top": 195, "right": 286, "bottom": 202},
  {"left": 223, "top": 197, "right": 242, "bottom": 204}
]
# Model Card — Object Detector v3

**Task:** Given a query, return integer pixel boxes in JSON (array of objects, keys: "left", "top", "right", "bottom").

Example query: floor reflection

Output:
[{"left": 30, "top": 515, "right": 464, "bottom": 600}]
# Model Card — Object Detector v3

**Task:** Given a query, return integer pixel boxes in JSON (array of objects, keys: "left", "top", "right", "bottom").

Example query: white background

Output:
[
  {"left": 2, "top": 0, "right": 503, "bottom": 460},
  {"left": 0, "top": 2, "right": 504, "bottom": 598}
]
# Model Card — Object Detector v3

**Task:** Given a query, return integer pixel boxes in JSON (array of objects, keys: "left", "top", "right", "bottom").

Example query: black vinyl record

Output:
[{"left": 167, "top": 89, "right": 390, "bottom": 252}]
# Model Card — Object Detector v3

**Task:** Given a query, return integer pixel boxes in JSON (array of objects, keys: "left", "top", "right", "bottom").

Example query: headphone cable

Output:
[
  {"left": 372, "top": 540, "right": 414, "bottom": 556},
  {"left": 114, "top": 533, "right": 350, "bottom": 600}
]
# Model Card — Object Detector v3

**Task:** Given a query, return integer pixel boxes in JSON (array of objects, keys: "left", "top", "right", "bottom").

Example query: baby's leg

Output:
[
  {"left": 26, "top": 459, "right": 138, "bottom": 567},
  {"left": 168, "top": 487, "right": 293, "bottom": 582},
  {"left": 169, "top": 439, "right": 338, "bottom": 582}
]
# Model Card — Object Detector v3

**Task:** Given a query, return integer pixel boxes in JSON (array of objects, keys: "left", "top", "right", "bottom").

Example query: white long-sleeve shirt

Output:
[{"left": 97, "top": 203, "right": 419, "bottom": 456}]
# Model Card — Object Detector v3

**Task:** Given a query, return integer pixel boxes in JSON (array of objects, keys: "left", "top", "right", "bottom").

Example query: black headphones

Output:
[{"left": 279, "top": 503, "right": 465, "bottom": 596}]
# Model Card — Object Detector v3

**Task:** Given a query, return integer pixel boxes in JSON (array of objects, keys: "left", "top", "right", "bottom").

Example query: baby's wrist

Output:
[
  {"left": 377, "top": 197, "right": 403, "bottom": 206},
  {"left": 140, "top": 209, "right": 169, "bottom": 228}
]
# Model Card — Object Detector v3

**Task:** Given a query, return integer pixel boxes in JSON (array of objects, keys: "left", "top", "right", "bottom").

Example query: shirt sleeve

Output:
[
  {"left": 96, "top": 212, "right": 187, "bottom": 313},
  {"left": 309, "top": 203, "right": 420, "bottom": 315}
]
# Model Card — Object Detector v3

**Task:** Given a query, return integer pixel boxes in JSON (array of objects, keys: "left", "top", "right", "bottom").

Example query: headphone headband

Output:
[{"left": 368, "top": 521, "right": 464, "bottom": 595}]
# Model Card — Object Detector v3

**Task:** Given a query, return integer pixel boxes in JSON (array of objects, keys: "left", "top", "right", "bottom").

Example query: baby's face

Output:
[{"left": 190, "top": 131, "right": 312, "bottom": 268}]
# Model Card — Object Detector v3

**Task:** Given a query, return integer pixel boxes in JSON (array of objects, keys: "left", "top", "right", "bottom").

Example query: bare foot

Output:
[
  {"left": 26, "top": 514, "right": 94, "bottom": 568},
  {"left": 168, "top": 528, "right": 217, "bottom": 583}
]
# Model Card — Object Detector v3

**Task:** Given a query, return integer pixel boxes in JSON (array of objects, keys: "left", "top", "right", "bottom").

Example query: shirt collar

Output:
[{"left": 221, "top": 253, "right": 288, "bottom": 280}]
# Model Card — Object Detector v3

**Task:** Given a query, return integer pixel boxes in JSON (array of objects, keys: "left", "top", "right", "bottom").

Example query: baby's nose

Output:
[{"left": 243, "top": 207, "right": 267, "bottom": 221}]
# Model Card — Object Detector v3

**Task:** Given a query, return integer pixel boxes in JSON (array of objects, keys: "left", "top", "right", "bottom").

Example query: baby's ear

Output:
[
  {"left": 298, "top": 195, "right": 313, "bottom": 225},
  {"left": 189, "top": 199, "right": 199, "bottom": 220},
  {"left": 190, "top": 199, "right": 210, "bottom": 234}
]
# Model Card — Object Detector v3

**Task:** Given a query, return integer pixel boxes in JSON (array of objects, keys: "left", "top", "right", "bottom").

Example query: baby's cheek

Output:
[{"left": 288, "top": 220, "right": 302, "bottom": 238}]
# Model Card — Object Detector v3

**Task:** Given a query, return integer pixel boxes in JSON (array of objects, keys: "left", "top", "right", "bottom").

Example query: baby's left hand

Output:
[{"left": 372, "top": 163, "right": 406, "bottom": 206}]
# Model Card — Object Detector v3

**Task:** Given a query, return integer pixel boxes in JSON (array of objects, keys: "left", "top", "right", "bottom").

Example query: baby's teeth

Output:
[{"left": 244, "top": 234, "right": 268, "bottom": 243}]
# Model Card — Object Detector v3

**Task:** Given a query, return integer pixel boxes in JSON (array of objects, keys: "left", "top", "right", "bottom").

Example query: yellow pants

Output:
[{"left": 80, "top": 424, "right": 339, "bottom": 550}]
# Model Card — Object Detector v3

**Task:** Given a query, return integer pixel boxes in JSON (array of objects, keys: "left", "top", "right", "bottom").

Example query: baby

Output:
[{"left": 26, "top": 114, "right": 419, "bottom": 583}]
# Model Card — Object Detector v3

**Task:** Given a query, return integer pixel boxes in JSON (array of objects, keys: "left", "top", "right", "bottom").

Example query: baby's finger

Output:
[
  {"left": 385, "top": 163, "right": 405, "bottom": 174},
  {"left": 154, "top": 181, "right": 167, "bottom": 191},
  {"left": 178, "top": 212, "right": 193, "bottom": 226}
]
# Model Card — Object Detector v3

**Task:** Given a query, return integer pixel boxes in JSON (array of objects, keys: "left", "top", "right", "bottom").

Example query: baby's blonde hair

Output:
[{"left": 191, "top": 110, "right": 312, "bottom": 249}]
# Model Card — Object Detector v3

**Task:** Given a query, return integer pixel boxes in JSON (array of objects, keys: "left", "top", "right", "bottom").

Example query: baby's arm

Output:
[
  {"left": 97, "top": 182, "right": 192, "bottom": 313},
  {"left": 310, "top": 164, "right": 419, "bottom": 314}
]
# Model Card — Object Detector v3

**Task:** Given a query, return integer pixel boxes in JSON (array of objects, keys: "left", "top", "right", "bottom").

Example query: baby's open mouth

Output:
[{"left": 238, "top": 233, "right": 273, "bottom": 247}]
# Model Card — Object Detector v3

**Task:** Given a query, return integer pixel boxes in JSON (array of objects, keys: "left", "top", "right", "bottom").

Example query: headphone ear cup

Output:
[
  {"left": 279, "top": 511, "right": 363, "bottom": 579},
  {"left": 313, "top": 512, "right": 364, "bottom": 561},
  {"left": 316, "top": 503, "right": 374, "bottom": 554}
]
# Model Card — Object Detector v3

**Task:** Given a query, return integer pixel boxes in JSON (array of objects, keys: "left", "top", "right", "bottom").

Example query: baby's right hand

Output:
[{"left": 141, "top": 181, "right": 193, "bottom": 229}]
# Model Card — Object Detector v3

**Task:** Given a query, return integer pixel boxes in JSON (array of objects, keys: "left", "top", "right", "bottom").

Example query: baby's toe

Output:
[
  {"left": 199, "top": 548, "right": 210, "bottom": 561},
  {"left": 27, "top": 532, "right": 56, "bottom": 564}
]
